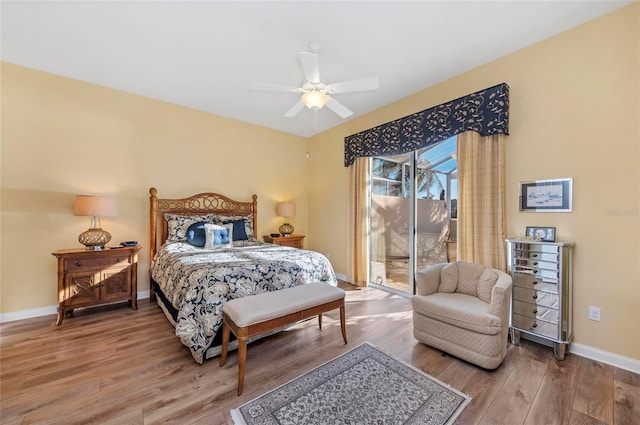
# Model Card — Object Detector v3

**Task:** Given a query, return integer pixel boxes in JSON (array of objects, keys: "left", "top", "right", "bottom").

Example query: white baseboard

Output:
[
  {"left": 335, "top": 272, "right": 347, "bottom": 281},
  {"left": 0, "top": 305, "right": 58, "bottom": 323},
  {"left": 0, "top": 290, "right": 151, "bottom": 323},
  {"left": 569, "top": 342, "right": 640, "bottom": 374},
  {"left": 518, "top": 333, "right": 639, "bottom": 374}
]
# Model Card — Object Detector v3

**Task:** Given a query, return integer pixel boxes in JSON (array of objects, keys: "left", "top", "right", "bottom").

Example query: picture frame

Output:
[
  {"left": 519, "top": 178, "right": 572, "bottom": 212},
  {"left": 525, "top": 226, "right": 556, "bottom": 242}
]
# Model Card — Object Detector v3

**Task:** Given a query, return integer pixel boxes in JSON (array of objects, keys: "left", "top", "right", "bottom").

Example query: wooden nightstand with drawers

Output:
[
  {"left": 52, "top": 245, "right": 142, "bottom": 325},
  {"left": 262, "top": 234, "right": 305, "bottom": 249}
]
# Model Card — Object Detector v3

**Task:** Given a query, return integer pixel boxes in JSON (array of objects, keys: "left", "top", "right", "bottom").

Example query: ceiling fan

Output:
[{"left": 250, "top": 42, "right": 379, "bottom": 119}]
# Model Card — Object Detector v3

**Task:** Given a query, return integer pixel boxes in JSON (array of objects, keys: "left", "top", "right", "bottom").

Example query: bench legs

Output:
[
  {"left": 340, "top": 304, "right": 347, "bottom": 344},
  {"left": 220, "top": 317, "right": 248, "bottom": 396},
  {"left": 318, "top": 308, "right": 347, "bottom": 343},
  {"left": 236, "top": 337, "right": 247, "bottom": 396},
  {"left": 220, "top": 300, "right": 347, "bottom": 396},
  {"left": 220, "top": 320, "right": 229, "bottom": 367}
]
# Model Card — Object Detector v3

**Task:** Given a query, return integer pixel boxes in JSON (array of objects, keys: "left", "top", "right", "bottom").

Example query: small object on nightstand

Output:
[
  {"left": 120, "top": 241, "right": 138, "bottom": 246},
  {"left": 270, "top": 233, "right": 280, "bottom": 237}
]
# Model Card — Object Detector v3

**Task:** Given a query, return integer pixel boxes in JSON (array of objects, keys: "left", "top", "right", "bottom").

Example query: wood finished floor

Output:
[{"left": 1, "top": 283, "right": 638, "bottom": 425}]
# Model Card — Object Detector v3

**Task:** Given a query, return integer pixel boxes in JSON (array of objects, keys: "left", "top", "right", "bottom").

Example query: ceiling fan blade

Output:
[
  {"left": 284, "top": 100, "right": 305, "bottom": 118},
  {"left": 327, "top": 76, "right": 379, "bottom": 94},
  {"left": 250, "top": 83, "right": 301, "bottom": 93},
  {"left": 298, "top": 52, "right": 320, "bottom": 83},
  {"left": 324, "top": 96, "right": 353, "bottom": 119}
]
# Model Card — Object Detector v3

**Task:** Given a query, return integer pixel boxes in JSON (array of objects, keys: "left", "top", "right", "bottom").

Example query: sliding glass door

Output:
[
  {"left": 369, "top": 137, "right": 457, "bottom": 295},
  {"left": 370, "top": 153, "right": 414, "bottom": 293}
]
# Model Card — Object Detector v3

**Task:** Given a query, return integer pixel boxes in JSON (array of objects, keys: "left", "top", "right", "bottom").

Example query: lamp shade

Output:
[
  {"left": 276, "top": 202, "right": 296, "bottom": 218},
  {"left": 74, "top": 195, "right": 117, "bottom": 217}
]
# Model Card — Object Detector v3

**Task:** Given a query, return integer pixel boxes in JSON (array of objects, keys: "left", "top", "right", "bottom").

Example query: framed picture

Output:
[
  {"left": 526, "top": 226, "right": 556, "bottom": 242},
  {"left": 519, "top": 178, "right": 572, "bottom": 212}
]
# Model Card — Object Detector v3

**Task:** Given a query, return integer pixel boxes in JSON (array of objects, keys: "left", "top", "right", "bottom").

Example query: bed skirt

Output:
[{"left": 154, "top": 284, "right": 289, "bottom": 361}]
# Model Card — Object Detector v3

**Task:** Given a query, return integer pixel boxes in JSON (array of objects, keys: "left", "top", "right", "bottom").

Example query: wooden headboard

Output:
[{"left": 148, "top": 187, "right": 258, "bottom": 264}]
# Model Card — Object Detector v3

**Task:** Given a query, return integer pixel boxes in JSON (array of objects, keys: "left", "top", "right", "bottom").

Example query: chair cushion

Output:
[
  {"left": 439, "top": 262, "right": 458, "bottom": 293},
  {"left": 455, "top": 262, "right": 484, "bottom": 296},
  {"left": 477, "top": 268, "right": 498, "bottom": 303},
  {"left": 412, "top": 292, "right": 502, "bottom": 335}
]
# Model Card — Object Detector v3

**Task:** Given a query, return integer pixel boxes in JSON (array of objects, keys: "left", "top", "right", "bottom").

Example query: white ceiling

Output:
[{"left": 1, "top": 1, "right": 632, "bottom": 138}]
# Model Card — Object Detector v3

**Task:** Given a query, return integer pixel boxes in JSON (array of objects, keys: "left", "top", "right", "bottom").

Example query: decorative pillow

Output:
[
  {"left": 204, "top": 223, "right": 234, "bottom": 249},
  {"left": 456, "top": 262, "right": 485, "bottom": 297},
  {"left": 222, "top": 218, "right": 249, "bottom": 241},
  {"left": 438, "top": 262, "right": 458, "bottom": 293},
  {"left": 477, "top": 268, "right": 498, "bottom": 303},
  {"left": 186, "top": 222, "right": 207, "bottom": 247},
  {"left": 165, "top": 214, "right": 216, "bottom": 242},
  {"left": 218, "top": 214, "right": 254, "bottom": 240}
]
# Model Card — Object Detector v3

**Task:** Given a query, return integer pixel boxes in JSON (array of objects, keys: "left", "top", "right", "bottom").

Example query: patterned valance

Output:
[{"left": 344, "top": 83, "right": 509, "bottom": 166}]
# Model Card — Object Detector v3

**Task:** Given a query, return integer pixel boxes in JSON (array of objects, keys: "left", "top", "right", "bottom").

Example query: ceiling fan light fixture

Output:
[{"left": 302, "top": 90, "right": 329, "bottom": 110}]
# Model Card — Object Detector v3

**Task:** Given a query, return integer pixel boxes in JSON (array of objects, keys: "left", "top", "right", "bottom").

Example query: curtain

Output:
[
  {"left": 457, "top": 132, "right": 506, "bottom": 271},
  {"left": 344, "top": 83, "right": 509, "bottom": 167},
  {"left": 347, "top": 157, "right": 370, "bottom": 286}
]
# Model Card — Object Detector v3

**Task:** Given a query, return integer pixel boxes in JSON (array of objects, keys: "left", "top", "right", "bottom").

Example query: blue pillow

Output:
[
  {"left": 186, "top": 222, "right": 206, "bottom": 247},
  {"left": 212, "top": 228, "right": 230, "bottom": 245},
  {"left": 223, "top": 218, "right": 248, "bottom": 241}
]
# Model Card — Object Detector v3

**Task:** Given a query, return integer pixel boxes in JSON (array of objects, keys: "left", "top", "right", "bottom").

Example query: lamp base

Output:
[
  {"left": 79, "top": 228, "right": 112, "bottom": 250},
  {"left": 279, "top": 222, "right": 294, "bottom": 237}
]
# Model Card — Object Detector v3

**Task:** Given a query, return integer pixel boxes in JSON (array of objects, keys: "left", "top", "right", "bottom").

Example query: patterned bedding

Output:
[{"left": 150, "top": 240, "right": 337, "bottom": 363}]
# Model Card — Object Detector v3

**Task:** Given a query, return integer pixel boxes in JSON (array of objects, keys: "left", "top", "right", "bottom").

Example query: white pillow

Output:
[{"left": 204, "top": 223, "right": 234, "bottom": 249}]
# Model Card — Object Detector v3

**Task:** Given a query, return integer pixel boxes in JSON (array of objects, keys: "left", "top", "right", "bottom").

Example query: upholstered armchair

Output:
[{"left": 412, "top": 261, "right": 512, "bottom": 369}]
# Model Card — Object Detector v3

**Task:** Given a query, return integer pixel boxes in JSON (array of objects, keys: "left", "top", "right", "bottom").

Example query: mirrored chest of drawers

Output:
[{"left": 506, "top": 238, "right": 574, "bottom": 360}]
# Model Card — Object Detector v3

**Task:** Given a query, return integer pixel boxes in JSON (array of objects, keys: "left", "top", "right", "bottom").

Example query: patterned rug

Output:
[{"left": 231, "top": 342, "right": 471, "bottom": 425}]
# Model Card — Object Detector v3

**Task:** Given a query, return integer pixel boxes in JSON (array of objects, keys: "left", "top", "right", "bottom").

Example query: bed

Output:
[{"left": 148, "top": 188, "right": 337, "bottom": 363}]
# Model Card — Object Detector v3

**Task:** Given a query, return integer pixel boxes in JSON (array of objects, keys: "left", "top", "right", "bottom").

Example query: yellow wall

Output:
[
  {"left": 309, "top": 4, "right": 639, "bottom": 359},
  {"left": 1, "top": 63, "right": 309, "bottom": 312}
]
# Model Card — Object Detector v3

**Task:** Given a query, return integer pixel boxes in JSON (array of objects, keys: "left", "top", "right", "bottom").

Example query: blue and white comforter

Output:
[{"left": 150, "top": 241, "right": 337, "bottom": 363}]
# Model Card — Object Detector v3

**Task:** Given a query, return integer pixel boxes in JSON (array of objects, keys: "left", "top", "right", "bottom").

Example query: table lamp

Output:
[
  {"left": 74, "top": 195, "right": 117, "bottom": 250},
  {"left": 276, "top": 202, "right": 296, "bottom": 237}
]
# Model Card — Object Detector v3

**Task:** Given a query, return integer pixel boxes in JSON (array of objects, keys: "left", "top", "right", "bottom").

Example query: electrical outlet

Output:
[{"left": 588, "top": 306, "right": 601, "bottom": 321}]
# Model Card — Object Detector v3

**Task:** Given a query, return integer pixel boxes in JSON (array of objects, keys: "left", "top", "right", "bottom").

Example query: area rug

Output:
[{"left": 231, "top": 342, "right": 471, "bottom": 425}]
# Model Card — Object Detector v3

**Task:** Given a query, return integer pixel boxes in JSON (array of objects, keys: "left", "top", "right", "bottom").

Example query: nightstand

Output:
[
  {"left": 51, "top": 245, "right": 141, "bottom": 325},
  {"left": 263, "top": 234, "right": 305, "bottom": 249}
]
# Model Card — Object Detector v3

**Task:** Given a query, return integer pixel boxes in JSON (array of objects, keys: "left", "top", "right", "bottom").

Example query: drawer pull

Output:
[
  {"left": 532, "top": 323, "right": 538, "bottom": 329},
  {"left": 116, "top": 258, "right": 122, "bottom": 263},
  {"left": 532, "top": 295, "right": 538, "bottom": 300},
  {"left": 533, "top": 270, "right": 539, "bottom": 274},
  {"left": 76, "top": 261, "right": 83, "bottom": 267},
  {"left": 533, "top": 309, "right": 538, "bottom": 314},
  {"left": 532, "top": 262, "right": 538, "bottom": 266},
  {"left": 532, "top": 281, "right": 538, "bottom": 285},
  {"left": 532, "top": 254, "right": 538, "bottom": 258}
]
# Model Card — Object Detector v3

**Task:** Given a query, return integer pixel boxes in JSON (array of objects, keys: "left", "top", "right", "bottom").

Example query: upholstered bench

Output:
[{"left": 219, "top": 282, "right": 347, "bottom": 395}]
